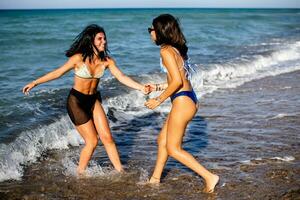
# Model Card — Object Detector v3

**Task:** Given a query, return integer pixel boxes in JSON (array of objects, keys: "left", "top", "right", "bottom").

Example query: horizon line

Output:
[{"left": 1, "top": 7, "right": 300, "bottom": 11}]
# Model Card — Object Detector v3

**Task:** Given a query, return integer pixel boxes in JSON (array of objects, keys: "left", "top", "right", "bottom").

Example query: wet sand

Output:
[{"left": 1, "top": 152, "right": 299, "bottom": 199}]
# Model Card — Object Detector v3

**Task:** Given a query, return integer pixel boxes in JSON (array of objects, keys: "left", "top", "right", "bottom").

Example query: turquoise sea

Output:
[{"left": 0, "top": 8, "right": 299, "bottom": 199}]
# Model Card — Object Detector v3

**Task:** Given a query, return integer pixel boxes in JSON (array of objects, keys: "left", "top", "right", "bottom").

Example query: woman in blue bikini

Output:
[
  {"left": 23, "top": 24, "right": 149, "bottom": 175},
  {"left": 145, "top": 14, "right": 219, "bottom": 193}
]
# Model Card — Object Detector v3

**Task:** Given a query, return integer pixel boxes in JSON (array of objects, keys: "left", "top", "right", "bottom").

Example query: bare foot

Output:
[
  {"left": 149, "top": 176, "right": 160, "bottom": 184},
  {"left": 76, "top": 168, "right": 88, "bottom": 178},
  {"left": 115, "top": 166, "right": 124, "bottom": 173},
  {"left": 203, "top": 174, "right": 219, "bottom": 193}
]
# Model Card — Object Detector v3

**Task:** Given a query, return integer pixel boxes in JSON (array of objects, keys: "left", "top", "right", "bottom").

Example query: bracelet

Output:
[
  {"left": 155, "top": 84, "right": 163, "bottom": 91},
  {"left": 155, "top": 97, "right": 163, "bottom": 103}
]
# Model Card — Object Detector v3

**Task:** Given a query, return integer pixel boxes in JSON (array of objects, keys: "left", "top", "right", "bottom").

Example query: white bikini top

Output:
[
  {"left": 74, "top": 63, "right": 105, "bottom": 79},
  {"left": 160, "top": 58, "right": 168, "bottom": 73},
  {"left": 159, "top": 47, "right": 195, "bottom": 80}
]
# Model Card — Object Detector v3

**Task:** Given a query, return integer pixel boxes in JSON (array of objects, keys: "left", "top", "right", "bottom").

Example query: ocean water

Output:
[{"left": 0, "top": 8, "right": 299, "bottom": 199}]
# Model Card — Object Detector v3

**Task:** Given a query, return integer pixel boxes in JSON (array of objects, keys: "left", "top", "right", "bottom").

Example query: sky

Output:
[{"left": 0, "top": 0, "right": 299, "bottom": 9}]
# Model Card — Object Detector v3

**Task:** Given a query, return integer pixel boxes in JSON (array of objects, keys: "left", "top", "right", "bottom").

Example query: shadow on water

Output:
[
  {"left": 107, "top": 107, "right": 209, "bottom": 176},
  {"left": 108, "top": 109, "right": 162, "bottom": 165}
]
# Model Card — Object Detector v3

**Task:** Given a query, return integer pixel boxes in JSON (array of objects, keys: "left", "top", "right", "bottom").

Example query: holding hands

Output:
[
  {"left": 143, "top": 83, "right": 163, "bottom": 110},
  {"left": 141, "top": 83, "right": 156, "bottom": 94},
  {"left": 145, "top": 83, "right": 156, "bottom": 93},
  {"left": 141, "top": 84, "right": 152, "bottom": 95}
]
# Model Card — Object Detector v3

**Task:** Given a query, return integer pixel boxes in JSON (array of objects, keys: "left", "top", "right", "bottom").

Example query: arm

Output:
[
  {"left": 107, "top": 58, "right": 146, "bottom": 92},
  {"left": 157, "top": 49, "right": 183, "bottom": 101},
  {"left": 145, "top": 49, "right": 183, "bottom": 109},
  {"left": 22, "top": 55, "right": 79, "bottom": 95}
]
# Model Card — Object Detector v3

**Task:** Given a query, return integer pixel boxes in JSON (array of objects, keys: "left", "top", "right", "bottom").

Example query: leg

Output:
[
  {"left": 75, "top": 120, "right": 99, "bottom": 174},
  {"left": 167, "top": 97, "right": 219, "bottom": 193},
  {"left": 93, "top": 100, "right": 123, "bottom": 172},
  {"left": 149, "top": 115, "right": 170, "bottom": 183}
]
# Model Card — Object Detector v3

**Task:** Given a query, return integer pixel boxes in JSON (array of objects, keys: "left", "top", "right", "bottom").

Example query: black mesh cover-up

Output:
[{"left": 66, "top": 88, "right": 102, "bottom": 125}]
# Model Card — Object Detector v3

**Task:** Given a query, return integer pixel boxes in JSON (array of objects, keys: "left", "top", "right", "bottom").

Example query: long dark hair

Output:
[
  {"left": 65, "top": 24, "right": 109, "bottom": 62},
  {"left": 152, "top": 14, "right": 188, "bottom": 60}
]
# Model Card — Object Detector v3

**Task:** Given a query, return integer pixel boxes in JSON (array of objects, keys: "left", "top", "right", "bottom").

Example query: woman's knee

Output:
[
  {"left": 99, "top": 133, "right": 114, "bottom": 145},
  {"left": 85, "top": 137, "right": 98, "bottom": 149},
  {"left": 166, "top": 144, "right": 181, "bottom": 157}
]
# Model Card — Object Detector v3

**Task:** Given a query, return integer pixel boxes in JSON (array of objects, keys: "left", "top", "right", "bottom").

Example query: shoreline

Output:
[{"left": 0, "top": 70, "right": 299, "bottom": 199}]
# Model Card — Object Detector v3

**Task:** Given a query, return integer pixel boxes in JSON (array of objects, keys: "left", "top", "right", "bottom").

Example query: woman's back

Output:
[{"left": 162, "top": 45, "right": 193, "bottom": 92}]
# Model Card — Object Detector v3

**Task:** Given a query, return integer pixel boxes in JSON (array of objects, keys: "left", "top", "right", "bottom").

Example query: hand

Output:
[
  {"left": 22, "top": 82, "right": 36, "bottom": 95},
  {"left": 141, "top": 84, "right": 151, "bottom": 95},
  {"left": 145, "top": 98, "right": 161, "bottom": 110},
  {"left": 145, "top": 83, "right": 157, "bottom": 93}
]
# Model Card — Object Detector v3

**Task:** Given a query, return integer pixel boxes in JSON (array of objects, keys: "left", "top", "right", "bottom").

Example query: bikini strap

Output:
[{"left": 171, "top": 47, "right": 195, "bottom": 80}]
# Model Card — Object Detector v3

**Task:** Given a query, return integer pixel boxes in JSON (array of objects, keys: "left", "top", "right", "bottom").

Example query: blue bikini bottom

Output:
[{"left": 170, "top": 90, "right": 198, "bottom": 105}]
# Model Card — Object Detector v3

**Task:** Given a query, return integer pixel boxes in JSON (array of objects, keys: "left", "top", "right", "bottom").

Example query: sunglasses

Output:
[{"left": 148, "top": 27, "right": 155, "bottom": 34}]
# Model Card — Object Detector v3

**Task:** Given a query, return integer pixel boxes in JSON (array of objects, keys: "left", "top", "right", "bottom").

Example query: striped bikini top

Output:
[
  {"left": 74, "top": 63, "right": 105, "bottom": 79},
  {"left": 160, "top": 47, "right": 195, "bottom": 80}
]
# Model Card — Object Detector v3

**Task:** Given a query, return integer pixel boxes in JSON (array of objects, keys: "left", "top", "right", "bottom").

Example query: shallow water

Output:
[{"left": 1, "top": 70, "right": 299, "bottom": 199}]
